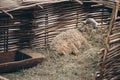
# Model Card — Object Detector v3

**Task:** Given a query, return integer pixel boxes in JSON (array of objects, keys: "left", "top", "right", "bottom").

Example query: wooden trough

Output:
[
  {"left": 0, "top": 49, "right": 45, "bottom": 73},
  {"left": 0, "top": 0, "right": 83, "bottom": 73}
]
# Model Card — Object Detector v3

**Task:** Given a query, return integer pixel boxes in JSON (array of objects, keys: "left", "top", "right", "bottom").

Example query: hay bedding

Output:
[
  {"left": 2, "top": 47, "right": 100, "bottom": 80},
  {"left": 50, "top": 29, "right": 90, "bottom": 55},
  {"left": 1, "top": 26, "right": 108, "bottom": 80}
]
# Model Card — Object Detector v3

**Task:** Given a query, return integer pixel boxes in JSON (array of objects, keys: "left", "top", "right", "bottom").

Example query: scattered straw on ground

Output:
[
  {"left": 1, "top": 26, "right": 108, "bottom": 80},
  {"left": 2, "top": 47, "right": 100, "bottom": 80}
]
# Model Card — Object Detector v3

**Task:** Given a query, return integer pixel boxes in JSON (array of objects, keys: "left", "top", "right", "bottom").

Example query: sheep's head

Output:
[{"left": 82, "top": 18, "right": 100, "bottom": 29}]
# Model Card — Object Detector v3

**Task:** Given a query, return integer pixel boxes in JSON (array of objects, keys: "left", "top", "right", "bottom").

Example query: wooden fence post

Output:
[{"left": 101, "top": 0, "right": 119, "bottom": 79}]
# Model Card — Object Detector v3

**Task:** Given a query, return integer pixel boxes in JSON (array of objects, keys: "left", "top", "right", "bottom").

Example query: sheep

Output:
[
  {"left": 82, "top": 18, "right": 100, "bottom": 29},
  {"left": 50, "top": 29, "right": 90, "bottom": 55}
]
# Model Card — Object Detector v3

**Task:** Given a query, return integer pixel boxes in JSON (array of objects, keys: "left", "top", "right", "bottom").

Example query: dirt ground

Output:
[{"left": 1, "top": 27, "right": 108, "bottom": 80}]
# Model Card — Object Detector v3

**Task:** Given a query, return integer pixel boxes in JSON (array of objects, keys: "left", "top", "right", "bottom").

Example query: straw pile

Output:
[{"left": 50, "top": 29, "right": 90, "bottom": 55}]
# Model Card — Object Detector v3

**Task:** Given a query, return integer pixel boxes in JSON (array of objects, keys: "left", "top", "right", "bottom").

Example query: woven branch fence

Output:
[
  {"left": 0, "top": 9, "right": 34, "bottom": 52},
  {"left": 0, "top": 1, "right": 111, "bottom": 52},
  {"left": 0, "top": 1, "right": 120, "bottom": 79},
  {"left": 98, "top": 1, "right": 120, "bottom": 80},
  {"left": 31, "top": 1, "right": 111, "bottom": 49}
]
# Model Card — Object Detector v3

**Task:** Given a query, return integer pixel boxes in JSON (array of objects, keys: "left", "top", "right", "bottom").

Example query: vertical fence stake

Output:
[
  {"left": 45, "top": 12, "right": 49, "bottom": 51},
  {"left": 101, "top": 1, "right": 119, "bottom": 79}
]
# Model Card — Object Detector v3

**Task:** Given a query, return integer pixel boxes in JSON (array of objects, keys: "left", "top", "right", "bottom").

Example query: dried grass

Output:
[
  {"left": 2, "top": 47, "right": 100, "bottom": 80},
  {"left": 1, "top": 24, "right": 108, "bottom": 80},
  {"left": 50, "top": 29, "right": 90, "bottom": 55},
  {"left": 78, "top": 24, "right": 108, "bottom": 48}
]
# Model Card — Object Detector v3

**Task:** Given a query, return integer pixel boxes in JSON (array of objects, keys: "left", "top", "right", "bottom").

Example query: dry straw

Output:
[{"left": 50, "top": 29, "right": 90, "bottom": 55}]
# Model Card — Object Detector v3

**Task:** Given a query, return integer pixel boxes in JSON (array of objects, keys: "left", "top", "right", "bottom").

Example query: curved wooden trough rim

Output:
[{"left": 0, "top": 49, "right": 45, "bottom": 73}]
